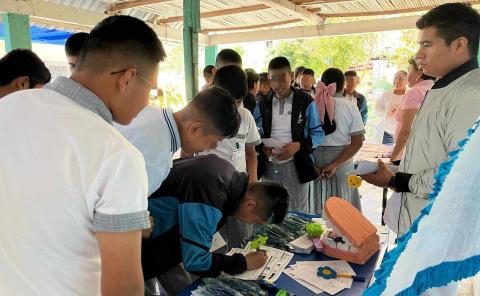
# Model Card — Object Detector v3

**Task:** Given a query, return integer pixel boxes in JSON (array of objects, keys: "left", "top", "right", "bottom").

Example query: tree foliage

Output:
[
  {"left": 267, "top": 34, "right": 379, "bottom": 75},
  {"left": 389, "top": 29, "right": 419, "bottom": 68}
]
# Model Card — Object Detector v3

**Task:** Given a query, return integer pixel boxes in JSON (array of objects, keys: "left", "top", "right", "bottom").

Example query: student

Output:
[
  {"left": 244, "top": 68, "right": 259, "bottom": 114},
  {"left": 375, "top": 70, "right": 408, "bottom": 144},
  {"left": 201, "top": 64, "right": 214, "bottom": 90},
  {"left": 390, "top": 58, "right": 435, "bottom": 163},
  {"left": 255, "top": 72, "right": 271, "bottom": 102},
  {"left": 142, "top": 155, "right": 289, "bottom": 293},
  {"left": 312, "top": 68, "right": 365, "bottom": 214},
  {"left": 213, "top": 48, "right": 242, "bottom": 74},
  {"left": 293, "top": 66, "right": 305, "bottom": 88},
  {"left": 199, "top": 65, "right": 261, "bottom": 249},
  {"left": 299, "top": 68, "right": 316, "bottom": 96},
  {"left": 254, "top": 57, "right": 324, "bottom": 213},
  {"left": 0, "top": 49, "right": 51, "bottom": 99},
  {"left": 65, "top": 32, "right": 89, "bottom": 70},
  {"left": 343, "top": 70, "right": 368, "bottom": 124},
  {"left": 0, "top": 15, "right": 166, "bottom": 296},
  {"left": 116, "top": 86, "right": 241, "bottom": 196}
]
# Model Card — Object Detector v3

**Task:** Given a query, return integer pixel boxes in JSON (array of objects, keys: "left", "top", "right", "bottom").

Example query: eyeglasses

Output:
[{"left": 110, "top": 69, "right": 156, "bottom": 89}]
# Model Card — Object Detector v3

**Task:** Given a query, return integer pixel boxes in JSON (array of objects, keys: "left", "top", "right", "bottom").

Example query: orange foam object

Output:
[{"left": 321, "top": 197, "right": 380, "bottom": 265}]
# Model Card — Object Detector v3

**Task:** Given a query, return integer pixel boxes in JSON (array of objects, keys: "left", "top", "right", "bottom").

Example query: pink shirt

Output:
[{"left": 394, "top": 79, "right": 434, "bottom": 138}]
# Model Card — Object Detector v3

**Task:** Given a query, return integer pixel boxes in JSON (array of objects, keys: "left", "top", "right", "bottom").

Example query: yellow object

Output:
[{"left": 347, "top": 174, "right": 362, "bottom": 188}]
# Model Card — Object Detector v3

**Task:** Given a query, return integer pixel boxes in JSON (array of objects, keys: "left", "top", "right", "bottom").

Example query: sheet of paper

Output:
[
  {"left": 261, "top": 138, "right": 283, "bottom": 150},
  {"left": 227, "top": 245, "right": 294, "bottom": 282},
  {"left": 353, "top": 158, "right": 399, "bottom": 175},
  {"left": 284, "top": 267, "right": 324, "bottom": 294},
  {"left": 209, "top": 232, "right": 227, "bottom": 252},
  {"left": 286, "top": 260, "right": 355, "bottom": 295},
  {"left": 290, "top": 234, "right": 315, "bottom": 254}
]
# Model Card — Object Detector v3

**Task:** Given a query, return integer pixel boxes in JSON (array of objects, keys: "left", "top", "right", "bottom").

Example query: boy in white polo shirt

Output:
[{"left": 0, "top": 16, "right": 165, "bottom": 296}]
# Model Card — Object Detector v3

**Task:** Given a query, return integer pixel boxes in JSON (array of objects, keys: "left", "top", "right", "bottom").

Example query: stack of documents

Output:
[
  {"left": 290, "top": 234, "right": 315, "bottom": 254},
  {"left": 226, "top": 244, "right": 294, "bottom": 282},
  {"left": 284, "top": 260, "right": 356, "bottom": 295},
  {"left": 353, "top": 158, "right": 398, "bottom": 175}
]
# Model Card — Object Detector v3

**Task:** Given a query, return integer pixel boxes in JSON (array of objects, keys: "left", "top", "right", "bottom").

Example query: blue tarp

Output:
[{"left": 0, "top": 24, "right": 73, "bottom": 45}]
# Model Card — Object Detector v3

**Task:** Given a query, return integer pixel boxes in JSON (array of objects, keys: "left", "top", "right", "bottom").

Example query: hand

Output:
[
  {"left": 245, "top": 251, "right": 267, "bottom": 270},
  {"left": 320, "top": 163, "right": 337, "bottom": 179},
  {"left": 262, "top": 146, "right": 273, "bottom": 157},
  {"left": 360, "top": 159, "right": 394, "bottom": 188},
  {"left": 277, "top": 142, "right": 301, "bottom": 160},
  {"left": 142, "top": 216, "right": 154, "bottom": 239}
]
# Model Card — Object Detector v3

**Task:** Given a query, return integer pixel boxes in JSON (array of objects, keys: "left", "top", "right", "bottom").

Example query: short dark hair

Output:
[
  {"left": 416, "top": 3, "right": 480, "bottom": 58},
  {"left": 0, "top": 49, "right": 51, "bottom": 87},
  {"left": 190, "top": 86, "right": 241, "bottom": 138},
  {"left": 212, "top": 65, "right": 248, "bottom": 101},
  {"left": 408, "top": 57, "right": 435, "bottom": 81},
  {"left": 76, "top": 15, "right": 166, "bottom": 74},
  {"left": 65, "top": 32, "right": 89, "bottom": 57},
  {"left": 203, "top": 65, "right": 215, "bottom": 79},
  {"left": 259, "top": 72, "right": 269, "bottom": 85},
  {"left": 321, "top": 68, "right": 345, "bottom": 93},
  {"left": 302, "top": 68, "right": 315, "bottom": 76},
  {"left": 268, "top": 56, "right": 291, "bottom": 72},
  {"left": 249, "top": 182, "right": 289, "bottom": 224},
  {"left": 245, "top": 68, "right": 260, "bottom": 91},
  {"left": 344, "top": 70, "right": 358, "bottom": 77},
  {"left": 215, "top": 48, "right": 242, "bottom": 68},
  {"left": 294, "top": 66, "right": 306, "bottom": 79}
]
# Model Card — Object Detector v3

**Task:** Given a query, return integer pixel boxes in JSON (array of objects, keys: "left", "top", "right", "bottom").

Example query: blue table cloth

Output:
[{"left": 179, "top": 212, "right": 388, "bottom": 296}]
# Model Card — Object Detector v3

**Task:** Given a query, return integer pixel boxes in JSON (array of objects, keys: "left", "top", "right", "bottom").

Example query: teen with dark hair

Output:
[
  {"left": 117, "top": 86, "right": 241, "bottom": 196},
  {"left": 64, "top": 32, "right": 89, "bottom": 69},
  {"left": 254, "top": 56, "right": 324, "bottom": 213},
  {"left": 390, "top": 57, "right": 435, "bottom": 163},
  {"left": 0, "top": 15, "right": 166, "bottom": 296},
  {"left": 202, "top": 64, "right": 215, "bottom": 90},
  {"left": 343, "top": 70, "right": 368, "bottom": 124},
  {"left": 243, "top": 68, "right": 260, "bottom": 113},
  {"left": 0, "top": 49, "right": 51, "bottom": 99},
  {"left": 311, "top": 68, "right": 364, "bottom": 214},
  {"left": 215, "top": 48, "right": 242, "bottom": 69},
  {"left": 299, "top": 68, "right": 316, "bottom": 96},
  {"left": 141, "top": 155, "right": 288, "bottom": 293},
  {"left": 363, "top": 1, "right": 480, "bottom": 243},
  {"left": 256, "top": 72, "right": 271, "bottom": 102},
  {"left": 293, "top": 65, "right": 305, "bottom": 87},
  {"left": 199, "top": 65, "right": 261, "bottom": 249}
]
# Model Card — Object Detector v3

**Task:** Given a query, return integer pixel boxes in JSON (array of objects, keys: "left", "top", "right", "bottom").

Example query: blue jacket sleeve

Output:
[
  {"left": 359, "top": 95, "right": 368, "bottom": 124},
  {"left": 178, "top": 203, "right": 246, "bottom": 277},
  {"left": 304, "top": 102, "right": 324, "bottom": 150},
  {"left": 252, "top": 105, "right": 264, "bottom": 136}
]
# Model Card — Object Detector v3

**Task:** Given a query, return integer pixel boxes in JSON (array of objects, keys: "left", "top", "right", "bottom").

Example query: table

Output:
[{"left": 179, "top": 212, "right": 389, "bottom": 296}]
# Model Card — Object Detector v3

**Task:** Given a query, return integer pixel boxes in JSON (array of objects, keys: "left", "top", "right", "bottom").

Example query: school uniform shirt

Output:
[
  {"left": 375, "top": 89, "right": 405, "bottom": 135},
  {"left": 115, "top": 106, "right": 181, "bottom": 196},
  {"left": 0, "top": 77, "right": 149, "bottom": 296},
  {"left": 199, "top": 106, "right": 261, "bottom": 172},
  {"left": 142, "top": 155, "right": 249, "bottom": 279},
  {"left": 394, "top": 59, "right": 480, "bottom": 234},
  {"left": 271, "top": 91, "right": 295, "bottom": 163},
  {"left": 342, "top": 90, "right": 368, "bottom": 124},
  {"left": 320, "top": 94, "right": 365, "bottom": 146}
]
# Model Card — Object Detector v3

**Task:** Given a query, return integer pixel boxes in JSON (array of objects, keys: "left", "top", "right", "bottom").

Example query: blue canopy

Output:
[{"left": 0, "top": 24, "right": 73, "bottom": 45}]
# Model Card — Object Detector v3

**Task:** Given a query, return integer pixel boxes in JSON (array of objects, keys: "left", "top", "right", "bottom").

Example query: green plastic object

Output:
[
  {"left": 276, "top": 289, "right": 289, "bottom": 296},
  {"left": 305, "top": 223, "right": 324, "bottom": 237},
  {"left": 251, "top": 235, "right": 268, "bottom": 251}
]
